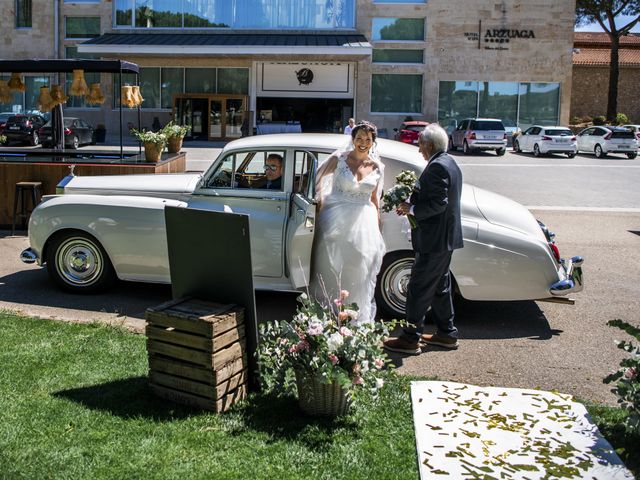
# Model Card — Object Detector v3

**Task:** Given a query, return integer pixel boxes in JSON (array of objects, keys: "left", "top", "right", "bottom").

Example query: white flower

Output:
[
  {"left": 339, "top": 326, "right": 353, "bottom": 337},
  {"left": 376, "top": 378, "right": 385, "bottom": 389},
  {"left": 361, "top": 360, "right": 370, "bottom": 373},
  {"left": 343, "top": 309, "right": 359, "bottom": 320},
  {"left": 327, "top": 332, "right": 344, "bottom": 351},
  {"left": 307, "top": 321, "right": 323, "bottom": 336}
]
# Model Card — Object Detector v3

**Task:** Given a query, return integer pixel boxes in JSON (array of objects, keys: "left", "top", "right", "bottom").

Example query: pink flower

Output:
[
  {"left": 352, "top": 375, "right": 364, "bottom": 385},
  {"left": 334, "top": 298, "right": 343, "bottom": 307},
  {"left": 307, "top": 322, "right": 323, "bottom": 336},
  {"left": 374, "top": 358, "right": 384, "bottom": 369},
  {"left": 288, "top": 345, "right": 298, "bottom": 354},
  {"left": 352, "top": 363, "right": 361, "bottom": 374},
  {"left": 340, "top": 290, "right": 350, "bottom": 300},
  {"left": 339, "top": 326, "right": 353, "bottom": 337},
  {"left": 297, "top": 340, "right": 310, "bottom": 352},
  {"left": 328, "top": 353, "right": 339, "bottom": 365},
  {"left": 278, "top": 338, "right": 289, "bottom": 346},
  {"left": 624, "top": 367, "right": 637, "bottom": 380},
  {"left": 338, "top": 311, "right": 349, "bottom": 321}
]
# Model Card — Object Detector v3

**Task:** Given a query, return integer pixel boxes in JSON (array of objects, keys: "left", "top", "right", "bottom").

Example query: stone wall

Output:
[{"left": 571, "top": 65, "right": 640, "bottom": 123}]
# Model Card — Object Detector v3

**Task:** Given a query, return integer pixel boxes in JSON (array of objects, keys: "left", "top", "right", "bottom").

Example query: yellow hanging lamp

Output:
[
  {"left": 8, "top": 72, "right": 26, "bottom": 92},
  {"left": 120, "top": 85, "right": 136, "bottom": 108},
  {"left": 50, "top": 84, "right": 69, "bottom": 105},
  {"left": 132, "top": 85, "right": 144, "bottom": 107},
  {"left": 86, "top": 83, "right": 105, "bottom": 105},
  {"left": 38, "top": 86, "right": 55, "bottom": 112},
  {"left": 0, "top": 80, "right": 11, "bottom": 103},
  {"left": 70, "top": 69, "right": 89, "bottom": 96}
]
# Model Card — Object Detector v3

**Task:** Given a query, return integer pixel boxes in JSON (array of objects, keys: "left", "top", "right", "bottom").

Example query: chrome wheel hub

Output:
[{"left": 56, "top": 238, "right": 103, "bottom": 286}]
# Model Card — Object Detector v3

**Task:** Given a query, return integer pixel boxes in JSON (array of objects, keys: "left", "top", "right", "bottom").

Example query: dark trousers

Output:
[{"left": 401, "top": 250, "right": 458, "bottom": 342}]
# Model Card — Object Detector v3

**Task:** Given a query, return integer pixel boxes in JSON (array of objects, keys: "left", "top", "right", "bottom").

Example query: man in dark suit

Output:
[
  {"left": 244, "top": 153, "right": 283, "bottom": 189},
  {"left": 384, "top": 124, "right": 464, "bottom": 355}
]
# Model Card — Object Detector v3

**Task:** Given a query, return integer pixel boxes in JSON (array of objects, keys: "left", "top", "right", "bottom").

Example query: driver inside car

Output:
[{"left": 239, "top": 153, "right": 283, "bottom": 190}]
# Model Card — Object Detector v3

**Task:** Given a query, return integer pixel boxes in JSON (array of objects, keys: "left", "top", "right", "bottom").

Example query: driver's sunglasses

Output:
[{"left": 264, "top": 164, "right": 279, "bottom": 171}]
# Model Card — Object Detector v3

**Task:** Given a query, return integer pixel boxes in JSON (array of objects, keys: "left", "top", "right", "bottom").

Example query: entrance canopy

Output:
[
  {"left": 79, "top": 33, "right": 371, "bottom": 57},
  {"left": 0, "top": 59, "right": 139, "bottom": 74}
]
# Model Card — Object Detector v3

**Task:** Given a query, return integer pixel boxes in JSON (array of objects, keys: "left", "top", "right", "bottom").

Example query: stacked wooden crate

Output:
[{"left": 145, "top": 297, "right": 247, "bottom": 412}]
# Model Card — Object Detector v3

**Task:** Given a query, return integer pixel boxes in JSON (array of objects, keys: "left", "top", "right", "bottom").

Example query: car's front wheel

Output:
[
  {"left": 567, "top": 152, "right": 576, "bottom": 158},
  {"left": 513, "top": 140, "right": 521, "bottom": 153},
  {"left": 375, "top": 251, "right": 415, "bottom": 318},
  {"left": 46, "top": 231, "right": 116, "bottom": 293},
  {"left": 594, "top": 144, "right": 606, "bottom": 158},
  {"left": 463, "top": 141, "right": 471, "bottom": 155},
  {"left": 496, "top": 148, "right": 506, "bottom": 156},
  {"left": 627, "top": 152, "right": 637, "bottom": 159}
]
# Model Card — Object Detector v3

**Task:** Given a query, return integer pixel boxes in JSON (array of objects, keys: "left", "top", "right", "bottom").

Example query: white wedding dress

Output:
[{"left": 311, "top": 151, "right": 386, "bottom": 324}]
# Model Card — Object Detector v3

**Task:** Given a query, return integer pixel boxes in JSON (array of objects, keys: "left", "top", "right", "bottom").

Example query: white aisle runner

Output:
[{"left": 411, "top": 381, "right": 633, "bottom": 479}]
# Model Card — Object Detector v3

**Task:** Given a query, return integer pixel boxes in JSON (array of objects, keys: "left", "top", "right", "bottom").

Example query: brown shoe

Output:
[
  {"left": 383, "top": 337, "right": 421, "bottom": 355},
  {"left": 420, "top": 333, "right": 459, "bottom": 350}
]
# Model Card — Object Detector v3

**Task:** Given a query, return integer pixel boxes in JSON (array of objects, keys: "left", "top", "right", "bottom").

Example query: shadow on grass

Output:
[{"left": 54, "top": 376, "right": 357, "bottom": 449}]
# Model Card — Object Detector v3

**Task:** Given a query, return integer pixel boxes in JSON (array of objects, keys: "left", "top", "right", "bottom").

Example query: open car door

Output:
[{"left": 285, "top": 150, "right": 318, "bottom": 288}]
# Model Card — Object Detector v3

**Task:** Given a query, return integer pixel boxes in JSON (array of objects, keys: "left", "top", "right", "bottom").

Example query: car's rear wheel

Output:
[
  {"left": 463, "top": 141, "right": 471, "bottom": 155},
  {"left": 594, "top": 144, "right": 606, "bottom": 158},
  {"left": 375, "top": 251, "right": 414, "bottom": 318},
  {"left": 46, "top": 231, "right": 116, "bottom": 293},
  {"left": 567, "top": 152, "right": 576, "bottom": 158},
  {"left": 627, "top": 152, "right": 637, "bottom": 159},
  {"left": 448, "top": 137, "right": 456, "bottom": 152},
  {"left": 513, "top": 140, "right": 521, "bottom": 153},
  {"left": 70, "top": 136, "right": 79, "bottom": 150},
  {"left": 31, "top": 131, "right": 40, "bottom": 146},
  {"left": 533, "top": 144, "right": 541, "bottom": 157},
  {"left": 496, "top": 148, "right": 506, "bottom": 156}
]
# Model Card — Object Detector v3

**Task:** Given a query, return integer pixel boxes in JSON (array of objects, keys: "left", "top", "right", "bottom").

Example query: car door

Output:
[
  {"left": 529, "top": 127, "right": 542, "bottom": 150},
  {"left": 453, "top": 120, "right": 467, "bottom": 147},
  {"left": 520, "top": 127, "right": 533, "bottom": 151},
  {"left": 285, "top": 150, "right": 318, "bottom": 288},
  {"left": 577, "top": 128, "right": 593, "bottom": 152},
  {"left": 190, "top": 149, "right": 290, "bottom": 278}
]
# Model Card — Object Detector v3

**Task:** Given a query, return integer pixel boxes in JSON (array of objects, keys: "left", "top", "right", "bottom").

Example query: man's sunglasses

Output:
[{"left": 264, "top": 164, "right": 279, "bottom": 171}]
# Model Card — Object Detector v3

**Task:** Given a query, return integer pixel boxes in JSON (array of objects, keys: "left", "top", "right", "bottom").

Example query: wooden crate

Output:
[{"left": 145, "top": 297, "right": 248, "bottom": 412}]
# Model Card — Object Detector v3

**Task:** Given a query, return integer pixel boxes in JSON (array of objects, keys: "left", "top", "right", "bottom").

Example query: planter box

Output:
[{"left": 145, "top": 297, "right": 247, "bottom": 412}]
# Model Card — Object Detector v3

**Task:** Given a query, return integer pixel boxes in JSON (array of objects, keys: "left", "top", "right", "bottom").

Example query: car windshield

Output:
[
  {"left": 545, "top": 129, "right": 572, "bottom": 136},
  {"left": 471, "top": 121, "right": 504, "bottom": 130},
  {"left": 403, "top": 125, "right": 424, "bottom": 132}
]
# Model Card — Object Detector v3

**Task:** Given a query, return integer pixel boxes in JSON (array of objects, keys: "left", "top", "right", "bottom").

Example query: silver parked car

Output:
[
  {"left": 449, "top": 118, "right": 507, "bottom": 156},
  {"left": 20, "top": 134, "right": 583, "bottom": 317},
  {"left": 576, "top": 125, "right": 638, "bottom": 159},
  {"left": 513, "top": 126, "right": 577, "bottom": 158}
]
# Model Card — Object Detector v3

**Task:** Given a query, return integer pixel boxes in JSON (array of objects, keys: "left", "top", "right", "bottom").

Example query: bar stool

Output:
[{"left": 12, "top": 181, "right": 42, "bottom": 235}]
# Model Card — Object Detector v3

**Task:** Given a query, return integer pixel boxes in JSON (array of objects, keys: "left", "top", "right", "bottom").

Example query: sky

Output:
[{"left": 575, "top": 14, "right": 640, "bottom": 33}]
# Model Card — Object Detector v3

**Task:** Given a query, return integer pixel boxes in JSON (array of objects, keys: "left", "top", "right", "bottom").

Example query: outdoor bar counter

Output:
[{"left": 0, "top": 149, "right": 186, "bottom": 227}]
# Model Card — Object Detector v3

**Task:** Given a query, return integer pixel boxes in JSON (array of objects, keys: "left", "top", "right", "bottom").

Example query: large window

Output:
[
  {"left": 113, "top": 67, "right": 249, "bottom": 109},
  {"left": 372, "top": 18, "right": 424, "bottom": 41},
  {"left": 372, "top": 49, "right": 423, "bottom": 63},
  {"left": 15, "top": 0, "right": 32, "bottom": 28},
  {"left": 371, "top": 74, "right": 422, "bottom": 113},
  {"left": 24, "top": 77, "right": 49, "bottom": 112},
  {"left": 438, "top": 81, "right": 560, "bottom": 130},
  {"left": 115, "top": 0, "right": 356, "bottom": 29},
  {"left": 65, "top": 17, "right": 101, "bottom": 39}
]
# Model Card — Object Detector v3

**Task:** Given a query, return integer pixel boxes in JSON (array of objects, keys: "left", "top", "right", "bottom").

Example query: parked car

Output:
[
  {"left": 449, "top": 118, "right": 507, "bottom": 155},
  {"left": 0, "top": 112, "right": 14, "bottom": 134},
  {"left": 621, "top": 124, "right": 640, "bottom": 145},
  {"left": 3, "top": 114, "right": 47, "bottom": 146},
  {"left": 39, "top": 117, "right": 95, "bottom": 149},
  {"left": 20, "top": 134, "right": 583, "bottom": 317},
  {"left": 502, "top": 119, "right": 521, "bottom": 147},
  {"left": 576, "top": 125, "right": 638, "bottom": 159},
  {"left": 513, "top": 126, "right": 577, "bottom": 158},
  {"left": 393, "top": 121, "right": 429, "bottom": 145}
]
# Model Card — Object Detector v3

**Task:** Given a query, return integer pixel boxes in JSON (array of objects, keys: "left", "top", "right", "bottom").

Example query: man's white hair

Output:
[{"left": 419, "top": 124, "right": 449, "bottom": 153}]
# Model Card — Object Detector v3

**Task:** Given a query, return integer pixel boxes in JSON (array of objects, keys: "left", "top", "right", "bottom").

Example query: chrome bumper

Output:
[
  {"left": 20, "top": 247, "right": 38, "bottom": 264},
  {"left": 550, "top": 256, "right": 584, "bottom": 296}
]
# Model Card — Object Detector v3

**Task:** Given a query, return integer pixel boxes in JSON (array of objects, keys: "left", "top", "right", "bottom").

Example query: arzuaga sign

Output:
[{"left": 465, "top": 22, "right": 536, "bottom": 50}]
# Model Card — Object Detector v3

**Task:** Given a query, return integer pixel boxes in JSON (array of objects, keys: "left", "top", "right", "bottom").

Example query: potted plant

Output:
[
  {"left": 161, "top": 121, "right": 191, "bottom": 153},
  {"left": 94, "top": 123, "right": 106, "bottom": 143},
  {"left": 257, "top": 290, "right": 392, "bottom": 417},
  {"left": 130, "top": 129, "right": 167, "bottom": 162}
]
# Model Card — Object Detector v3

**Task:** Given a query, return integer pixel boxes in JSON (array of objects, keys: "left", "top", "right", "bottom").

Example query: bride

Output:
[{"left": 311, "top": 121, "right": 386, "bottom": 324}]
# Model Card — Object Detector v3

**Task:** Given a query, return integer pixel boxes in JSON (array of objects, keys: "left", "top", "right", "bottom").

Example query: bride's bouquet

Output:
[{"left": 381, "top": 170, "right": 418, "bottom": 228}]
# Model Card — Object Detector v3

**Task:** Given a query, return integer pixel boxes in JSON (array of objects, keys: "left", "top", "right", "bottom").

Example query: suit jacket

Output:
[
  {"left": 410, "top": 151, "right": 464, "bottom": 253},
  {"left": 248, "top": 176, "right": 282, "bottom": 190}
]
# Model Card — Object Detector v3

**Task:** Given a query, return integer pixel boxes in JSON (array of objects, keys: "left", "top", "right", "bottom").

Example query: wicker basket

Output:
[
  {"left": 167, "top": 136, "right": 183, "bottom": 153},
  {"left": 144, "top": 142, "right": 163, "bottom": 162},
  {"left": 295, "top": 371, "right": 351, "bottom": 417}
]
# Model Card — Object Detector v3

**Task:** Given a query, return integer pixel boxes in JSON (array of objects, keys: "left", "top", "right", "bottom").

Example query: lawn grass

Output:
[
  {"left": 0, "top": 312, "right": 637, "bottom": 479},
  {"left": 0, "top": 312, "right": 417, "bottom": 479}
]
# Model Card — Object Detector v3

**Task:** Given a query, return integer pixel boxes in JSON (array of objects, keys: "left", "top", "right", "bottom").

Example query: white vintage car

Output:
[{"left": 20, "top": 133, "right": 583, "bottom": 317}]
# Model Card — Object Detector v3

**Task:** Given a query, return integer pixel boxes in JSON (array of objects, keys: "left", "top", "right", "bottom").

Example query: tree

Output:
[{"left": 575, "top": 1, "right": 640, "bottom": 121}]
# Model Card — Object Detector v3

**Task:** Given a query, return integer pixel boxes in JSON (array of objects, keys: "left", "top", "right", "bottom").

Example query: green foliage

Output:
[
  {"left": 575, "top": 1, "right": 640, "bottom": 32},
  {"left": 161, "top": 120, "right": 191, "bottom": 139},
  {"left": 382, "top": 170, "right": 418, "bottom": 228},
  {"left": 130, "top": 128, "right": 167, "bottom": 145},
  {"left": 257, "top": 292, "right": 394, "bottom": 404},
  {"left": 570, "top": 116, "right": 582, "bottom": 125},
  {"left": 614, "top": 113, "right": 630, "bottom": 125},
  {"left": 593, "top": 115, "right": 606, "bottom": 125},
  {"left": 604, "top": 319, "right": 640, "bottom": 435}
]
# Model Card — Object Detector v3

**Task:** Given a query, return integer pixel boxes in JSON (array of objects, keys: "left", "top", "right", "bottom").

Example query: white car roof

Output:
[{"left": 530, "top": 125, "right": 572, "bottom": 130}]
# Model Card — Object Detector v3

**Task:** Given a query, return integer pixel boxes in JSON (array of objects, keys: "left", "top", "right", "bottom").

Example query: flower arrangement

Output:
[
  {"left": 257, "top": 290, "right": 392, "bottom": 405},
  {"left": 161, "top": 120, "right": 191, "bottom": 139},
  {"left": 381, "top": 169, "right": 418, "bottom": 228},
  {"left": 130, "top": 128, "right": 167, "bottom": 146},
  {"left": 604, "top": 319, "right": 640, "bottom": 433}
]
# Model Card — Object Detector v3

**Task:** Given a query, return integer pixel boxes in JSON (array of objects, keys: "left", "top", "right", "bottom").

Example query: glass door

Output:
[
  {"left": 225, "top": 98, "right": 245, "bottom": 139},
  {"left": 209, "top": 100, "right": 222, "bottom": 138}
]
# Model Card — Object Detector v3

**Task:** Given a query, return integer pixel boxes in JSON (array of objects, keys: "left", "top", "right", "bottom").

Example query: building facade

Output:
[
  {"left": 1, "top": 0, "right": 576, "bottom": 141},
  {"left": 571, "top": 32, "right": 640, "bottom": 123}
]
